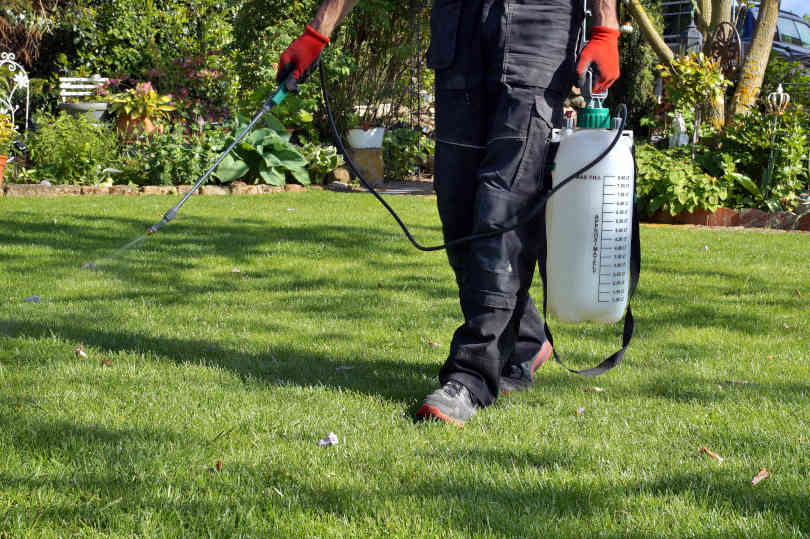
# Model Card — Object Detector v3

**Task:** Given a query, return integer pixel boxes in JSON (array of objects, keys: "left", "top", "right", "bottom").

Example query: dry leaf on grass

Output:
[
  {"left": 100, "top": 359, "right": 112, "bottom": 367},
  {"left": 585, "top": 386, "right": 604, "bottom": 393},
  {"left": 751, "top": 468, "right": 770, "bottom": 486},
  {"left": 215, "top": 459, "right": 223, "bottom": 472},
  {"left": 700, "top": 446, "right": 724, "bottom": 463},
  {"left": 796, "top": 290, "right": 801, "bottom": 296}
]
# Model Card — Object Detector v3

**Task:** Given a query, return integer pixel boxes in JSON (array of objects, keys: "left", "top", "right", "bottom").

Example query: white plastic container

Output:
[
  {"left": 347, "top": 127, "right": 386, "bottom": 149},
  {"left": 545, "top": 126, "right": 635, "bottom": 323}
]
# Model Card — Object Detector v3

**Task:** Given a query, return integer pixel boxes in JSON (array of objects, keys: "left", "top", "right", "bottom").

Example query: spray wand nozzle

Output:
[{"left": 147, "top": 207, "right": 179, "bottom": 235}]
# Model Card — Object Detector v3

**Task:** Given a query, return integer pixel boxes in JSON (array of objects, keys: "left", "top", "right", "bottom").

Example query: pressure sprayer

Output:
[{"left": 540, "top": 73, "right": 640, "bottom": 376}]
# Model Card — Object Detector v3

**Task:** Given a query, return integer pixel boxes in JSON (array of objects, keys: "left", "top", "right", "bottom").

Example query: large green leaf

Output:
[
  {"left": 245, "top": 128, "right": 273, "bottom": 146},
  {"left": 729, "top": 172, "right": 762, "bottom": 198},
  {"left": 274, "top": 148, "right": 307, "bottom": 168},
  {"left": 259, "top": 166, "right": 285, "bottom": 186},
  {"left": 263, "top": 152, "right": 283, "bottom": 168},
  {"left": 215, "top": 153, "right": 250, "bottom": 183},
  {"left": 264, "top": 114, "right": 286, "bottom": 133},
  {"left": 287, "top": 165, "right": 310, "bottom": 185}
]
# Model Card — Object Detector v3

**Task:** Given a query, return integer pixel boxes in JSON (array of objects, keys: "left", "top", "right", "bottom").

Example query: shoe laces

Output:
[{"left": 444, "top": 380, "right": 471, "bottom": 400}]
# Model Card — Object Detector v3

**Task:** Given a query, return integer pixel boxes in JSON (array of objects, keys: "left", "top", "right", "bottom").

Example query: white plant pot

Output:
[{"left": 347, "top": 127, "right": 386, "bottom": 149}]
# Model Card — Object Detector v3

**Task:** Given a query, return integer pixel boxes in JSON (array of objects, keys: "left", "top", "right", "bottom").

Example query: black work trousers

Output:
[{"left": 429, "top": 0, "right": 582, "bottom": 406}]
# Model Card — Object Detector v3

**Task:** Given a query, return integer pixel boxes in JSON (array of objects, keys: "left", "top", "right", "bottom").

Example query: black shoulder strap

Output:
[{"left": 539, "top": 143, "right": 641, "bottom": 377}]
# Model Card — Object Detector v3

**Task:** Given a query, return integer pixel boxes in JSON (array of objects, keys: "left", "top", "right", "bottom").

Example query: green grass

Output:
[{"left": 1, "top": 192, "right": 808, "bottom": 537}]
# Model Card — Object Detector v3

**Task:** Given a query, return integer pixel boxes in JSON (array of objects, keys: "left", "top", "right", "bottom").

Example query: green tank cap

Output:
[{"left": 577, "top": 106, "right": 611, "bottom": 129}]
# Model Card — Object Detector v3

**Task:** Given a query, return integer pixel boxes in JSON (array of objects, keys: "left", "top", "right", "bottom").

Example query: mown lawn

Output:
[{"left": 1, "top": 191, "right": 808, "bottom": 537}]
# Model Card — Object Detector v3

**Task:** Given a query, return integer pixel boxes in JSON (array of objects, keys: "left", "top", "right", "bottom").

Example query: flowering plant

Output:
[
  {"left": 146, "top": 53, "right": 236, "bottom": 125},
  {"left": 0, "top": 114, "right": 18, "bottom": 155},
  {"left": 109, "top": 82, "right": 175, "bottom": 121}
]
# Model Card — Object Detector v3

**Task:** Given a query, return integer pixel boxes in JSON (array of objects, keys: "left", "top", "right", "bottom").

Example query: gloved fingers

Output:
[
  {"left": 576, "top": 60, "right": 618, "bottom": 94},
  {"left": 296, "top": 53, "right": 322, "bottom": 85},
  {"left": 592, "top": 74, "right": 617, "bottom": 93}
]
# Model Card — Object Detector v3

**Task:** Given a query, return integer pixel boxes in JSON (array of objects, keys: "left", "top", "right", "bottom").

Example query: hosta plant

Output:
[{"left": 214, "top": 114, "right": 309, "bottom": 186}]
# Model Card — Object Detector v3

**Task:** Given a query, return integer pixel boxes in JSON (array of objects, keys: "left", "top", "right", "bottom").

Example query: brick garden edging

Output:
[
  {"left": 648, "top": 207, "right": 810, "bottom": 232},
  {"left": 0, "top": 182, "right": 311, "bottom": 197}
]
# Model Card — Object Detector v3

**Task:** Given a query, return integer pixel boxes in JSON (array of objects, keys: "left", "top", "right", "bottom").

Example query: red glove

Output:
[
  {"left": 277, "top": 25, "right": 330, "bottom": 84},
  {"left": 576, "top": 26, "right": 620, "bottom": 94}
]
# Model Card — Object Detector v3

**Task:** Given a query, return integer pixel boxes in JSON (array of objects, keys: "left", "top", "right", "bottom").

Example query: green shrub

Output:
[
  {"left": 59, "top": 0, "right": 237, "bottom": 78},
  {"left": 383, "top": 128, "right": 433, "bottom": 181},
  {"left": 301, "top": 143, "right": 344, "bottom": 185},
  {"left": 635, "top": 143, "right": 728, "bottom": 217},
  {"left": 117, "top": 123, "right": 227, "bottom": 186},
  {"left": 27, "top": 112, "right": 120, "bottom": 185},
  {"left": 698, "top": 106, "right": 809, "bottom": 211}
]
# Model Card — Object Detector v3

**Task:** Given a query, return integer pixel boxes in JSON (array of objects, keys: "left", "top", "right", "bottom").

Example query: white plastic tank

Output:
[{"left": 545, "top": 124, "right": 635, "bottom": 323}]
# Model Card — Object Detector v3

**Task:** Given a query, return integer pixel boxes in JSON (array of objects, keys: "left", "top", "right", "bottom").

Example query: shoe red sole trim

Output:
[
  {"left": 531, "top": 341, "right": 553, "bottom": 375},
  {"left": 416, "top": 404, "right": 465, "bottom": 427}
]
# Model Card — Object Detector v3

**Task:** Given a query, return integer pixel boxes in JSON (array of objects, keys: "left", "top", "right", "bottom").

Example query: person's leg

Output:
[
  {"left": 437, "top": 83, "right": 558, "bottom": 408},
  {"left": 419, "top": 0, "right": 579, "bottom": 423}
]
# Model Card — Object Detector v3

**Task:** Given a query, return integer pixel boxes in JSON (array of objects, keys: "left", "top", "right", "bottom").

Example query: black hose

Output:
[{"left": 319, "top": 62, "right": 627, "bottom": 252}]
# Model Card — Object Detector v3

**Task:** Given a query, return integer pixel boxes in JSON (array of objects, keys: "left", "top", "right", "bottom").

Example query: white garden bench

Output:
[{"left": 59, "top": 75, "right": 109, "bottom": 102}]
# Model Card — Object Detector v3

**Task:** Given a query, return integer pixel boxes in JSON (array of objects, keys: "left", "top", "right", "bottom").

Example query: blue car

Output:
[{"left": 740, "top": 8, "right": 810, "bottom": 68}]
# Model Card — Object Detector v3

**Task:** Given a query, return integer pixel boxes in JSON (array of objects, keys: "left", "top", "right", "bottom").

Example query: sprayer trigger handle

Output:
[{"left": 283, "top": 74, "right": 299, "bottom": 94}]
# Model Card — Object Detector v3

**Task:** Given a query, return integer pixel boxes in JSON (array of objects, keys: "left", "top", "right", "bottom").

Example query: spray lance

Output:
[{"left": 145, "top": 75, "right": 297, "bottom": 236}]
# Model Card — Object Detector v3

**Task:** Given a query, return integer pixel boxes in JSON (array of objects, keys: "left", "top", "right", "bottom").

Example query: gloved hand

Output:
[
  {"left": 276, "top": 25, "right": 330, "bottom": 85},
  {"left": 576, "top": 26, "right": 620, "bottom": 94}
]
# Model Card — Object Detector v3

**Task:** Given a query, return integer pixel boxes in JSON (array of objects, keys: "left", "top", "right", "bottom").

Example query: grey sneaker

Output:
[
  {"left": 499, "top": 341, "right": 553, "bottom": 395},
  {"left": 416, "top": 380, "right": 477, "bottom": 426}
]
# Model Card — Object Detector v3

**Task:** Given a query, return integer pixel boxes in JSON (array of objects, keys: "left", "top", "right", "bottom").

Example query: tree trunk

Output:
[
  {"left": 709, "top": 0, "right": 733, "bottom": 29},
  {"left": 702, "top": 0, "right": 734, "bottom": 129},
  {"left": 625, "top": 0, "right": 673, "bottom": 65},
  {"left": 696, "top": 0, "right": 712, "bottom": 35},
  {"left": 729, "top": 0, "right": 780, "bottom": 116}
]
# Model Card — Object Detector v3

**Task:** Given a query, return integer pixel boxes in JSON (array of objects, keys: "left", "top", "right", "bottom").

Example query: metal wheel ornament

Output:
[{"left": 708, "top": 22, "right": 742, "bottom": 75}]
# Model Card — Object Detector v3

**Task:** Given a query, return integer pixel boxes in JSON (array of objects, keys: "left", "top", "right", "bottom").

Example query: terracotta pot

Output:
[
  {"left": 0, "top": 154, "right": 7, "bottom": 188},
  {"left": 116, "top": 114, "right": 158, "bottom": 137}
]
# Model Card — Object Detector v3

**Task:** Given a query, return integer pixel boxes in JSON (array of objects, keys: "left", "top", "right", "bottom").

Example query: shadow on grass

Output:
[
  {"left": 0, "top": 318, "right": 438, "bottom": 404},
  {"left": 632, "top": 372, "right": 810, "bottom": 404},
  {"left": 4, "top": 440, "right": 807, "bottom": 535}
]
